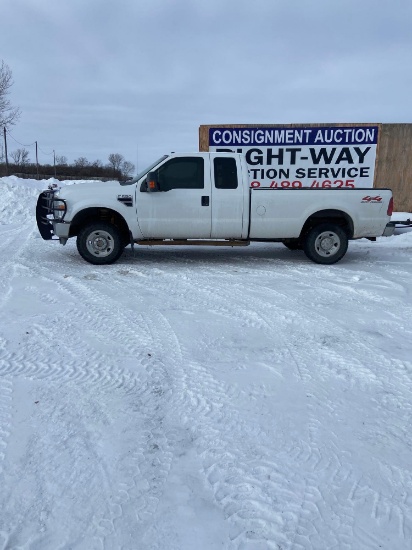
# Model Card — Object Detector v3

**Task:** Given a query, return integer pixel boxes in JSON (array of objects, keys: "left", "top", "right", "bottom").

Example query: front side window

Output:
[
  {"left": 214, "top": 157, "right": 238, "bottom": 189},
  {"left": 157, "top": 157, "right": 204, "bottom": 190}
]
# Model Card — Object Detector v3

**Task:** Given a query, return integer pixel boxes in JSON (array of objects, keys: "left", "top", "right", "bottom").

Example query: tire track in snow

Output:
[
  {"left": 0, "top": 351, "right": 138, "bottom": 394},
  {"left": 0, "top": 251, "right": 151, "bottom": 392},
  {"left": 0, "top": 265, "right": 176, "bottom": 546},
  {"left": 275, "top": 262, "right": 412, "bottom": 542},
  {"left": 14, "top": 256, "right": 192, "bottom": 548},
  {"left": 194, "top": 314, "right": 349, "bottom": 545},
  {"left": 0, "top": 238, "right": 179, "bottom": 548},
  {"left": 137, "top": 306, "right": 291, "bottom": 548},
  {"left": 0, "top": 379, "right": 129, "bottom": 550},
  {"left": 201, "top": 264, "right": 412, "bottom": 549},
  {"left": 129, "top": 252, "right": 412, "bottom": 549},
  {"left": 0, "top": 376, "right": 12, "bottom": 475},
  {"left": 111, "top": 260, "right": 342, "bottom": 545},
  {"left": 75, "top": 251, "right": 412, "bottom": 547},
  {"left": 0, "top": 223, "right": 35, "bottom": 312},
  {"left": 91, "top": 354, "right": 175, "bottom": 549},
  {"left": 92, "top": 313, "right": 183, "bottom": 549}
]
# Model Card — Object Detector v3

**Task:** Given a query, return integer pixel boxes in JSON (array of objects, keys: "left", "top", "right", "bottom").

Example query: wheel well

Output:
[
  {"left": 69, "top": 208, "right": 130, "bottom": 243},
  {"left": 300, "top": 209, "right": 354, "bottom": 240}
]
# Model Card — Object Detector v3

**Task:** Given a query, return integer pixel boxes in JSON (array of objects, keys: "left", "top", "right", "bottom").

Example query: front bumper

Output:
[{"left": 53, "top": 222, "right": 70, "bottom": 239}]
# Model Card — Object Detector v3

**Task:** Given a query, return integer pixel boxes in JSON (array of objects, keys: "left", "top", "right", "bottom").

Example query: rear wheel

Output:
[
  {"left": 303, "top": 223, "right": 348, "bottom": 264},
  {"left": 77, "top": 222, "right": 124, "bottom": 265}
]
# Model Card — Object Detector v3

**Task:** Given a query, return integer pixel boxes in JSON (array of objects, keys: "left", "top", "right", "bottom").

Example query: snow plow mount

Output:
[{"left": 36, "top": 189, "right": 66, "bottom": 240}]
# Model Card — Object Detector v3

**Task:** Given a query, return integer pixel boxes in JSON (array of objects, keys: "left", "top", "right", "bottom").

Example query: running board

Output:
[{"left": 135, "top": 239, "right": 250, "bottom": 247}]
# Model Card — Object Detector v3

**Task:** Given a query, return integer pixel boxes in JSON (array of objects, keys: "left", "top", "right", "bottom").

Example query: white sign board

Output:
[{"left": 209, "top": 126, "right": 379, "bottom": 189}]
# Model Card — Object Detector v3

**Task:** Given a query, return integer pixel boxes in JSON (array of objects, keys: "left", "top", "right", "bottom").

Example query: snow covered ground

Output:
[{"left": 0, "top": 176, "right": 411, "bottom": 550}]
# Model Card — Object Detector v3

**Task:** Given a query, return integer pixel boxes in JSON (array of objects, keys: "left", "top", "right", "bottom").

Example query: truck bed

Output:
[{"left": 249, "top": 187, "right": 392, "bottom": 240}]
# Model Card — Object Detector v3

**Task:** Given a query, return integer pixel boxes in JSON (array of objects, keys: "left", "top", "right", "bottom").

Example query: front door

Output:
[{"left": 136, "top": 154, "right": 212, "bottom": 239}]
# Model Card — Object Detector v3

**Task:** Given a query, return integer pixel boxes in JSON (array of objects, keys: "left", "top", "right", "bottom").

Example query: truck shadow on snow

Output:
[
  {"left": 116, "top": 243, "right": 357, "bottom": 267},
  {"left": 47, "top": 240, "right": 395, "bottom": 269}
]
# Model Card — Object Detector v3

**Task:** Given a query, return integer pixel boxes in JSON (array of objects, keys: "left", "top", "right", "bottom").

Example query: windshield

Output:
[{"left": 123, "top": 155, "right": 169, "bottom": 185}]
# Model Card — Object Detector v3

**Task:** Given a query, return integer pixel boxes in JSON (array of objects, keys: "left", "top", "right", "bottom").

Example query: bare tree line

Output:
[
  {"left": 1, "top": 146, "right": 136, "bottom": 180},
  {"left": 0, "top": 147, "right": 135, "bottom": 178},
  {"left": 1, "top": 148, "right": 136, "bottom": 180}
]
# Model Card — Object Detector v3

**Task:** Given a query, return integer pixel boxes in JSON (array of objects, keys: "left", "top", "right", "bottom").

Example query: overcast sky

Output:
[{"left": 2, "top": 0, "right": 412, "bottom": 173}]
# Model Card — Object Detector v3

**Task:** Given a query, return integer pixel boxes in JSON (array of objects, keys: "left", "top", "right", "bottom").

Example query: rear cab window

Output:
[{"left": 214, "top": 157, "right": 238, "bottom": 189}]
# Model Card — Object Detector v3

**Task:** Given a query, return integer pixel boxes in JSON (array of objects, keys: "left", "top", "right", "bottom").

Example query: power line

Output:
[
  {"left": 6, "top": 130, "right": 36, "bottom": 148},
  {"left": 38, "top": 145, "right": 54, "bottom": 156},
  {"left": 5, "top": 129, "right": 55, "bottom": 162}
]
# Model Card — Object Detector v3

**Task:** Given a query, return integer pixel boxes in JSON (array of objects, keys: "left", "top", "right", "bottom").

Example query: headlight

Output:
[{"left": 53, "top": 199, "right": 66, "bottom": 220}]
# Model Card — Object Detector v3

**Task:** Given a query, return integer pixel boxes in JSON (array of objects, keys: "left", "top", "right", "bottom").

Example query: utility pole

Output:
[
  {"left": 3, "top": 127, "right": 9, "bottom": 176},
  {"left": 53, "top": 150, "right": 56, "bottom": 177},
  {"left": 35, "top": 141, "right": 39, "bottom": 180}
]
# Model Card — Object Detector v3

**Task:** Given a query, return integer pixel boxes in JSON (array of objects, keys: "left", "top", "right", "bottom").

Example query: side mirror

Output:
[{"left": 146, "top": 171, "right": 160, "bottom": 192}]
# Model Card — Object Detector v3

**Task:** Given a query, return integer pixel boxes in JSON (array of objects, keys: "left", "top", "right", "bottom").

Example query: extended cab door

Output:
[
  {"left": 210, "top": 153, "right": 248, "bottom": 239},
  {"left": 136, "top": 154, "right": 212, "bottom": 239}
]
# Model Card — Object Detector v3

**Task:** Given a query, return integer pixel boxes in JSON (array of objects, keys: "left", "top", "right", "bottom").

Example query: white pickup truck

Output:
[{"left": 36, "top": 152, "right": 394, "bottom": 265}]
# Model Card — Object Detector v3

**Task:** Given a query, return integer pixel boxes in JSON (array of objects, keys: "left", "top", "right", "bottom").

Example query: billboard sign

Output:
[{"left": 209, "top": 125, "right": 379, "bottom": 189}]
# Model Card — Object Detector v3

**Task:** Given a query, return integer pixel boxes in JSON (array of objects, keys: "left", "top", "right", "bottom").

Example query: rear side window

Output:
[
  {"left": 157, "top": 157, "right": 204, "bottom": 190},
  {"left": 214, "top": 157, "right": 238, "bottom": 189}
]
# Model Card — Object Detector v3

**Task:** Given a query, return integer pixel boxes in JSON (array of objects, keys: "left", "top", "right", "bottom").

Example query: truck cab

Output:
[{"left": 134, "top": 153, "right": 249, "bottom": 240}]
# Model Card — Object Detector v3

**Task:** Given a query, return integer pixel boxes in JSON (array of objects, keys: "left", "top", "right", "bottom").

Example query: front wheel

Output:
[
  {"left": 77, "top": 222, "right": 124, "bottom": 265},
  {"left": 303, "top": 223, "right": 348, "bottom": 264}
]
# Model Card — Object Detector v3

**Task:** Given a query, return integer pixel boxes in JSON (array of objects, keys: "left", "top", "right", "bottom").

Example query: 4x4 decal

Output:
[{"left": 361, "top": 195, "right": 382, "bottom": 203}]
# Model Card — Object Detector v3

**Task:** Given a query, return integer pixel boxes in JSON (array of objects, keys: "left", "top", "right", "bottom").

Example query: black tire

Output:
[
  {"left": 282, "top": 240, "right": 302, "bottom": 251},
  {"left": 76, "top": 222, "right": 124, "bottom": 265},
  {"left": 303, "top": 223, "right": 348, "bottom": 264}
]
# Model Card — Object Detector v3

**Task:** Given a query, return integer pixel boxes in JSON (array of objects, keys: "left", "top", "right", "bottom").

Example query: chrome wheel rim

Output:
[
  {"left": 314, "top": 231, "right": 341, "bottom": 257},
  {"left": 86, "top": 230, "right": 114, "bottom": 257}
]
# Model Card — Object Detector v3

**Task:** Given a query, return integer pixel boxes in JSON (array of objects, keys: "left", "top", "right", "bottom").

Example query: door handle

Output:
[{"left": 201, "top": 196, "right": 209, "bottom": 206}]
